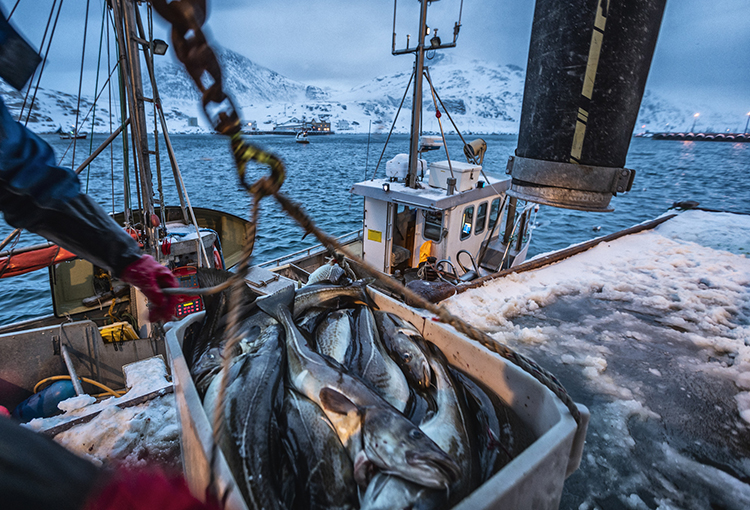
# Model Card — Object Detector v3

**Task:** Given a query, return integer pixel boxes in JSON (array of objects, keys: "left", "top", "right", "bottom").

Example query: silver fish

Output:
[
  {"left": 315, "top": 309, "right": 353, "bottom": 364},
  {"left": 256, "top": 285, "right": 459, "bottom": 489},
  {"left": 306, "top": 261, "right": 347, "bottom": 286},
  {"left": 292, "top": 280, "right": 370, "bottom": 321},
  {"left": 375, "top": 311, "right": 432, "bottom": 389},
  {"left": 282, "top": 389, "right": 358, "bottom": 510},
  {"left": 360, "top": 343, "right": 477, "bottom": 509},
  {"left": 216, "top": 323, "right": 287, "bottom": 510},
  {"left": 349, "top": 306, "right": 410, "bottom": 412},
  {"left": 296, "top": 306, "right": 329, "bottom": 338}
]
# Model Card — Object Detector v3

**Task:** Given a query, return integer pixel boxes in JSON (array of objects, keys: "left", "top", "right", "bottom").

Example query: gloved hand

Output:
[{"left": 120, "top": 255, "right": 180, "bottom": 323}]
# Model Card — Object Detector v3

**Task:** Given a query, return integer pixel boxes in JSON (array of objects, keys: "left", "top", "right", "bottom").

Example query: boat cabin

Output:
[{"left": 351, "top": 158, "right": 510, "bottom": 278}]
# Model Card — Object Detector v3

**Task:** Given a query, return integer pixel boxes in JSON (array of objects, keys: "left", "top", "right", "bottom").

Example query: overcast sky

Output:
[{"left": 2, "top": 0, "right": 749, "bottom": 117}]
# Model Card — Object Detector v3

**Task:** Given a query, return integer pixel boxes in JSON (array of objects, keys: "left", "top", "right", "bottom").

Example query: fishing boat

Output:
[
  {"left": 295, "top": 130, "right": 310, "bottom": 144},
  {"left": 259, "top": 4, "right": 535, "bottom": 304},
  {"left": 164, "top": 1, "right": 590, "bottom": 509},
  {"left": 59, "top": 131, "right": 87, "bottom": 140}
]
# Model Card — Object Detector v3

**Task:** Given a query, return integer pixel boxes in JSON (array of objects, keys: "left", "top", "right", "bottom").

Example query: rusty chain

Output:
[{"left": 150, "top": 0, "right": 285, "bottom": 198}]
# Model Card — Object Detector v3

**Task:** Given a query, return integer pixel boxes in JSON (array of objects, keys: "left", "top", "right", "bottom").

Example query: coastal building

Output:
[{"left": 273, "top": 117, "right": 331, "bottom": 133}]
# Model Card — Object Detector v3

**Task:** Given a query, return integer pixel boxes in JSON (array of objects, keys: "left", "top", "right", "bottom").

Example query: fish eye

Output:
[
  {"left": 409, "top": 429, "right": 423, "bottom": 439},
  {"left": 403, "top": 353, "right": 412, "bottom": 363}
]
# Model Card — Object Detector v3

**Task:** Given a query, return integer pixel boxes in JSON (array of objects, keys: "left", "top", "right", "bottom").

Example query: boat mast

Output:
[
  {"left": 111, "top": 0, "right": 158, "bottom": 255},
  {"left": 393, "top": 0, "right": 460, "bottom": 189},
  {"left": 406, "top": 0, "right": 430, "bottom": 189}
]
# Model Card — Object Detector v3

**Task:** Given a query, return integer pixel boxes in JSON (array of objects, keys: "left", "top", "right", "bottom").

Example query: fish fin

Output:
[
  {"left": 196, "top": 267, "right": 233, "bottom": 288},
  {"left": 255, "top": 284, "right": 295, "bottom": 321},
  {"left": 319, "top": 387, "right": 360, "bottom": 416},
  {"left": 360, "top": 284, "right": 380, "bottom": 311}
]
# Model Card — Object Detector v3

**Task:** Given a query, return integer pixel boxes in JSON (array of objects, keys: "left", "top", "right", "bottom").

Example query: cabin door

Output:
[
  {"left": 362, "top": 198, "right": 392, "bottom": 273},
  {"left": 392, "top": 204, "right": 416, "bottom": 271}
]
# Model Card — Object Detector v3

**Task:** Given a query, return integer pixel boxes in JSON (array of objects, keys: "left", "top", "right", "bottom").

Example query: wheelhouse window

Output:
[
  {"left": 487, "top": 198, "right": 501, "bottom": 231},
  {"left": 423, "top": 211, "right": 443, "bottom": 241},
  {"left": 460, "top": 206, "right": 474, "bottom": 241},
  {"left": 475, "top": 202, "right": 488, "bottom": 235}
]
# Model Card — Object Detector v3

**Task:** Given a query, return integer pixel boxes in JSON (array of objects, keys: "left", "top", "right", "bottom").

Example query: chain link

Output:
[{"left": 150, "top": 0, "right": 284, "bottom": 195}]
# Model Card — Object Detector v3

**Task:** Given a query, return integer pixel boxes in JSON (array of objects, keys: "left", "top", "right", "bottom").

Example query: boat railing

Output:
[{"left": 257, "top": 229, "right": 362, "bottom": 268}]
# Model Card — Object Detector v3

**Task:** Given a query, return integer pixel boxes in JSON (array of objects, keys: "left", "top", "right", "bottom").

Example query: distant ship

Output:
[{"left": 651, "top": 131, "right": 749, "bottom": 142}]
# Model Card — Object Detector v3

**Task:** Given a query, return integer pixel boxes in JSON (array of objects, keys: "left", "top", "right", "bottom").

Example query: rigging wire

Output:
[
  {"left": 424, "top": 67, "right": 504, "bottom": 198},
  {"left": 107, "top": 4, "right": 115, "bottom": 215},
  {"left": 143, "top": 4, "right": 168, "bottom": 230},
  {"left": 368, "top": 68, "right": 415, "bottom": 180},
  {"left": 85, "top": 2, "right": 109, "bottom": 193},
  {"left": 426, "top": 69, "right": 454, "bottom": 179},
  {"left": 18, "top": 0, "right": 60, "bottom": 124},
  {"left": 6, "top": 0, "right": 21, "bottom": 19},
  {"left": 56, "top": 65, "right": 118, "bottom": 165},
  {"left": 17, "top": 0, "right": 56, "bottom": 118},
  {"left": 71, "top": 0, "right": 92, "bottom": 169}
]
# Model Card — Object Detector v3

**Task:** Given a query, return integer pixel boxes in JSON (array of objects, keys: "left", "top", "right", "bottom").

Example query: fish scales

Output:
[
  {"left": 360, "top": 343, "right": 478, "bottom": 510},
  {"left": 314, "top": 309, "right": 353, "bottom": 365},
  {"left": 221, "top": 323, "right": 288, "bottom": 510},
  {"left": 256, "top": 285, "right": 459, "bottom": 490},
  {"left": 374, "top": 311, "right": 432, "bottom": 390},
  {"left": 282, "top": 389, "right": 358, "bottom": 510},
  {"left": 349, "top": 306, "right": 410, "bottom": 412}
]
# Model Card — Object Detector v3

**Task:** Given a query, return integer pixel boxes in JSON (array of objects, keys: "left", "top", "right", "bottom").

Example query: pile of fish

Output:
[{"left": 182, "top": 263, "right": 534, "bottom": 510}]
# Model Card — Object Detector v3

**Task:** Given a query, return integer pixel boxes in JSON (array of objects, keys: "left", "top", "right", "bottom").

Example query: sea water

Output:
[{"left": 1, "top": 134, "right": 748, "bottom": 326}]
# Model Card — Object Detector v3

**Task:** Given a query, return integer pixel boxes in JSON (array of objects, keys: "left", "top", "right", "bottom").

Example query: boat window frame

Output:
[
  {"left": 487, "top": 198, "right": 501, "bottom": 232},
  {"left": 460, "top": 205, "right": 474, "bottom": 241},
  {"left": 423, "top": 210, "right": 444, "bottom": 242},
  {"left": 475, "top": 201, "right": 488, "bottom": 235}
]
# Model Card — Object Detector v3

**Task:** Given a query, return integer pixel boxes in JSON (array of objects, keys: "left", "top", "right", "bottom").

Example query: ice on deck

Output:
[
  {"left": 445, "top": 209, "right": 750, "bottom": 509},
  {"left": 25, "top": 357, "right": 180, "bottom": 469}
]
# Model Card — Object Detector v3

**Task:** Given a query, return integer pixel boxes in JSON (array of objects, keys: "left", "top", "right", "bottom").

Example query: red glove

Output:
[
  {"left": 84, "top": 469, "right": 221, "bottom": 510},
  {"left": 120, "top": 255, "right": 180, "bottom": 323}
]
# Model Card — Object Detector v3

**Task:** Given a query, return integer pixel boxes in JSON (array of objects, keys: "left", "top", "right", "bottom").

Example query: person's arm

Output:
[
  {"left": 0, "top": 98, "right": 178, "bottom": 321},
  {"left": 0, "top": 97, "right": 142, "bottom": 275},
  {"left": 0, "top": 418, "right": 220, "bottom": 510}
]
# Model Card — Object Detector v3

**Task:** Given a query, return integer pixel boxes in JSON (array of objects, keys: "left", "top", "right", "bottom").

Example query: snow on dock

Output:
[{"left": 445, "top": 209, "right": 750, "bottom": 509}]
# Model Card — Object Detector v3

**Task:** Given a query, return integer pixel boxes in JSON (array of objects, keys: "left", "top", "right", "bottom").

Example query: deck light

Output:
[
  {"left": 430, "top": 29, "right": 441, "bottom": 48},
  {"left": 153, "top": 39, "right": 169, "bottom": 56},
  {"left": 383, "top": 183, "right": 390, "bottom": 192}
]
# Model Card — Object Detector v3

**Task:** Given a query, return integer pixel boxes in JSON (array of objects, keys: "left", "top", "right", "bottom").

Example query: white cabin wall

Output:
[{"left": 362, "top": 197, "right": 392, "bottom": 273}]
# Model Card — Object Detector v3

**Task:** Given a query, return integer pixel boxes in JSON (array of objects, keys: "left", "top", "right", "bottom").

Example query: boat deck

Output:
[{"left": 445, "top": 209, "right": 750, "bottom": 509}]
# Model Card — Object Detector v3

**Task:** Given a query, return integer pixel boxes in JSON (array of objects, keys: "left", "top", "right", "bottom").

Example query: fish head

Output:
[
  {"left": 361, "top": 406, "right": 460, "bottom": 489},
  {"left": 394, "top": 333, "right": 432, "bottom": 389}
]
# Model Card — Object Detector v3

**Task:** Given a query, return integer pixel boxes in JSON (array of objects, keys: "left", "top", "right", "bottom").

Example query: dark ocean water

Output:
[{"left": 1, "top": 133, "right": 749, "bottom": 326}]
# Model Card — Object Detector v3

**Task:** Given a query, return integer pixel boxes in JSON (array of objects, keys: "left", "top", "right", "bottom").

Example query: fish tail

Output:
[{"left": 256, "top": 285, "right": 296, "bottom": 321}]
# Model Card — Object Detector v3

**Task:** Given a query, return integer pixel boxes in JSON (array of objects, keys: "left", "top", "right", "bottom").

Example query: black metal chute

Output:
[{"left": 509, "top": 0, "right": 667, "bottom": 212}]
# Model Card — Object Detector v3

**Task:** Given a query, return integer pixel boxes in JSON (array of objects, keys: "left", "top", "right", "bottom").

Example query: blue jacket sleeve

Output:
[{"left": 0, "top": 97, "right": 142, "bottom": 276}]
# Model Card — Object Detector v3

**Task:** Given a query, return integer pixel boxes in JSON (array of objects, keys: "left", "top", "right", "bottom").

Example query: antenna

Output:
[{"left": 391, "top": 0, "right": 463, "bottom": 188}]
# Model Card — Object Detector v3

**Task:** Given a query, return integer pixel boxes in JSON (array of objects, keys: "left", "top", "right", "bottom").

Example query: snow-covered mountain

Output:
[
  {"left": 0, "top": 80, "right": 116, "bottom": 134},
  {"left": 2, "top": 47, "right": 741, "bottom": 136}
]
